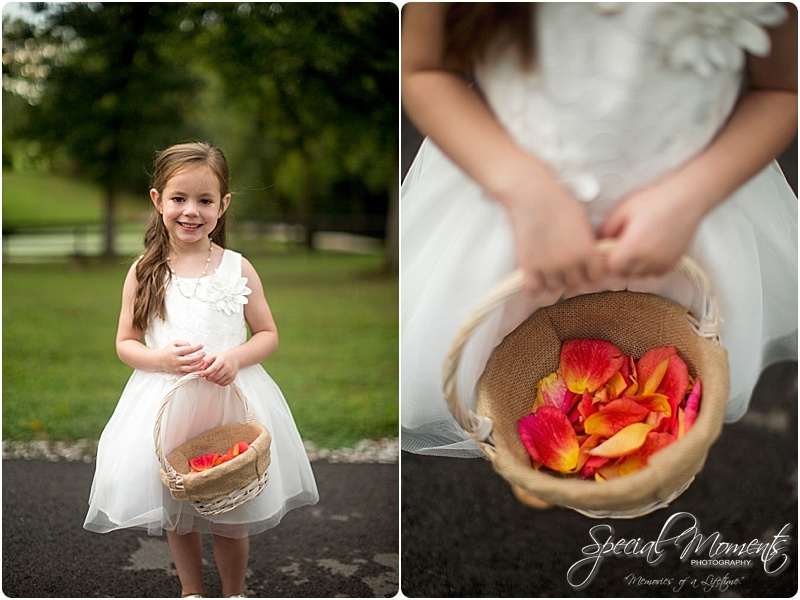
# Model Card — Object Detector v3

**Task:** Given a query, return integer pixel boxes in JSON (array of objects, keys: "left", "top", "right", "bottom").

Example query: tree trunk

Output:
[
  {"left": 384, "top": 163, "right": 399, "bottom": 272},
  {"left": 103, "top": 185, "right": 115, "bottom": 258}
]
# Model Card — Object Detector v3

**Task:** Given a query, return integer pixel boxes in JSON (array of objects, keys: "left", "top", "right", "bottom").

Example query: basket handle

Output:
[
  {"left": 153, "top": 372, "right": 252, "bottom": 471},
  {"left": 441, "top": 243, "right": 719, "bottom": 456}
]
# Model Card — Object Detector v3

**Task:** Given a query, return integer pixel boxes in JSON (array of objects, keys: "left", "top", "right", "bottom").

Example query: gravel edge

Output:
[{"left": 2, "top": 437, "right": 399, "bottom": 464}]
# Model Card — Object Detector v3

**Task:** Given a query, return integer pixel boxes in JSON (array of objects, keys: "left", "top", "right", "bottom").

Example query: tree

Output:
[
  {"left": 3, "top": 3, "right": 202, "bottom": 256},
  {"left": 184, "top": 2, "right": 399, "bottom": 266}
]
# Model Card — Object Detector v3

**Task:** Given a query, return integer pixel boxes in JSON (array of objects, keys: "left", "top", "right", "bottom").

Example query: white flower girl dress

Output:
[
  {"left": 85, "top": 249, "right": 319, "bottom": 537},
  {"left": 401, "top": 2, "right": 798, "bottom": 457}
]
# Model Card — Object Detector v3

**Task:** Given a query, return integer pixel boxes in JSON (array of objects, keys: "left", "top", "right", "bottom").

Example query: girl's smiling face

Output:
[{"left": 150, "top": 166, "right": 231, "bottom": 249}]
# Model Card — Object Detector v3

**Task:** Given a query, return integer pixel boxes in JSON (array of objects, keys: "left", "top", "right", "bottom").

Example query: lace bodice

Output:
[
  {"left": 474, "top": 2, "right": 787, "bottom": 227},
  {"left": 145, "top": 249, "right": 252, "bottom": 355}
]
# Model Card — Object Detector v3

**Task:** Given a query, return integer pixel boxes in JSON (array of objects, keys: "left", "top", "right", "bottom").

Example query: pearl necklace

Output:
[{"left": 167, "top": 241, "right": 213, "bottom": 298}]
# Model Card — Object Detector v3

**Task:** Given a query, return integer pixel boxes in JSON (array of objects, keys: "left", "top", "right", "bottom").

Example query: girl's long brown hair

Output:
[
  {"left": 132, "top": 142, "right": 231, "bottom": 332},
  {"left": 442, "top": 3, "right": 535, "bottom": 73}
]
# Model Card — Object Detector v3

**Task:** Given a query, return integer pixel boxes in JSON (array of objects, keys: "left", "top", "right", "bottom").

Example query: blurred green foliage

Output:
[{"left": 2, "top": 2, "right": 398, "bottom": 251}]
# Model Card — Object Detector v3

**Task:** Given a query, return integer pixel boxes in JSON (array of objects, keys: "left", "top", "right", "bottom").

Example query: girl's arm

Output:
[
  {"left": 116, "top": 263, "right": 206, "bottom": 374},
  {"left": 402, "top": 2, "right": 602, "bottom": 292},
  {"left": 198, "top": 258, "right": 279, "bottom": 386},
  {"left": 600, "top": 6, "right": 798, "bottom": 276}
]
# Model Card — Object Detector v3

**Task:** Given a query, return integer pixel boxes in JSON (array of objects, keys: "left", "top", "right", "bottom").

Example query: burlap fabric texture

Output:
[{"left": 476, "top": 290, "right": 729, "bottom": 515}]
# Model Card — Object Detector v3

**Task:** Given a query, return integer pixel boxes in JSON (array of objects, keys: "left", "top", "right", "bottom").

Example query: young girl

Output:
[
  {"left": 401, "top": 3, "right": 798, "bottom": 457},
  {"left": 84, "top": 142, "right": 319, "bottom": 597}
]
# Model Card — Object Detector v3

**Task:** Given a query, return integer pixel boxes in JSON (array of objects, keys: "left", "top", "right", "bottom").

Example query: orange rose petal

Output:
[
  {"left": 618, "top": 431, "right": 676, "bottom": 476},
  {"left": 584, "top": 398, "right": 649, "bottom": 437},
  {"left": 588, "top": 422, "right": 653, "bottom": 458},
  {"left": 594, "top": 386, "right": 610, "bottom": 405},
  {"left": 660, "top": 355, "right": 691, "bottom": 431},
  {"left": 535, "top": 372, "right": 577, "bottom": 413},
  {"left": 577, "top": 389, "right": 598, "bottom": 422},
  {"left": 575, "top": 434, "right": 598, "bottom": 472},
  {"left": 560, "top": 339, "right": 626, "bottom": 394},
  {"left": 637, "top": 346, "right": 677, "bottom": 385},
  {"left": 190, "top": 451, "right": 222, "bottom": 472},
  {"left": 579, "top": 455, "right": 609, "bottom": 479},
  {"left": 595, "top": 463, "right": 622, "bottom": 481},
  {"left": 646, "top": 409, "right": 669, "bottom": 431},
  {"left": 631, "top": 393, "right": 672, "bottom": 417},
  {"left": 519, "top": 413, "right": 543, "bottom": 464},
  {"left": 216, "top": 440, "right": 251, "bottom": 466},
  {"left": 676, "top": 407, "right": 686, "bottom": 439},
  {"left": 607, "top": 371, "right": 629, "bottom": 399},
  {"left": 640, "top": 356, "right": 671, "bottom": 396},
  {"left": 519, "top": 406, "right": 580, "bottom": 473}
]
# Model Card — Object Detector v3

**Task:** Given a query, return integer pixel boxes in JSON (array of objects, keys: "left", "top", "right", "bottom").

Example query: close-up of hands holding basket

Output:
[{"left": 400, "top": 3, "right": 797, "bottom": 595}]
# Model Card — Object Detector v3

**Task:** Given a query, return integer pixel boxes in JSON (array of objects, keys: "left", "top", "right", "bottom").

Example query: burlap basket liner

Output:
[
  {"left": 161, "top": 421, "right": 272, "bottom": 503},
  {"left": 476, "top": 290, "right": 729, "bottom": 513}
]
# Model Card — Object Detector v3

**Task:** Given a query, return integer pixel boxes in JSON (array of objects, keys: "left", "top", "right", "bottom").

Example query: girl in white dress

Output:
[
  {"left": 84, "top": 142, "right": 319, "bottom": 597},
  {"left": 401, "top": 3, "right": 797, "bottom": 457}
]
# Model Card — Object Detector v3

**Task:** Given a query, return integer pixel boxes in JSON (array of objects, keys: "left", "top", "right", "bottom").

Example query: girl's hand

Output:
[
  {"left": 601, "top": 9, "right": 797, "bottom": 277},
  {"left": 599, "top": 177, "right": 704, "bottom": 277},
  {"left": 160, "top": 340, "right": 206, "bottom": 375},
  {"left": 497, "top": 166, "right": 602, "bottom": 293},
  {"left": 199, "top": 351, "right": 240, "bottom": 387}
]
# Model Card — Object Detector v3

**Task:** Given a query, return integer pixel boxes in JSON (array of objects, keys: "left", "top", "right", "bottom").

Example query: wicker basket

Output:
[
  {"left": 153, "top": 373, "right": 272, "bottom": 516},
  {"left": 443, "top": 253, "right": 729, "bottom": 518}
]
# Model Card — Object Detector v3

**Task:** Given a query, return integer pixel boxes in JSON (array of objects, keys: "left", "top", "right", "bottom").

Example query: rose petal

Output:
[
  {"left": 577, "top": 389, "right": 598, "bottom": 423},
  {"left": 518, "top": 406, "right": 580, "bottom": 473},
  {"left": 617, "top": 431, "right": 676, "bottom": 476},
  {"left": 588, "top": 422, "right": 654, "bottom": 458},
  {"left": 584, "top": 398, "right": 649, "bottom": 437},
  {"left": 630, "top": 393, "right": 672, "bottom": 417},
  {"left": 575, "top": 433, "right": 600, "bottom": 472},
  {"left": 660, "top": 355, "right": 691, "bottom": 429},
  {"left": 684, "top": 379, "right": 702, "bottom": 430},
  {"left": 519, "top": 414, "right": 543, "bottom": 464},
  {"left": 595, "top": 463, "right": 622, "bottom": 481},
  {"left": 217, "top": 440, "right": 251, "bottom": 465},
  {"left": 560, "top": 339, "right": 626, "bottom": 394},
  {"left": 189, "top": 451, "right": 222, "bottom": 472},
  {"left": 534, "top": 371, "right": 577, "bottom": 413},
  {"left": 646, "top": 409, "right": 670, "bottom": 431},
  {"left": 579, "top": 455, "right": 609, "bottom": 479},
  {"left": 640, "top": 356, "right": 671, "bottom": 396},
  {"left": 636, "top": 346, "right": 677, "bottom": 387},
  {"left": 593, "top": 386, "right": 610, "bottom": 405},
  {"left": 676, "top": 407, "right": 686, "bottom": 439},
  {"left": 607, "top": 371, "right": 630, "bottom": 399}
]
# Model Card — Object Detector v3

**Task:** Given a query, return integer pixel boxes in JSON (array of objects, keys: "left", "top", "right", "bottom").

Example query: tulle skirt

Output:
[
  {"left": 400, "top": 140, "right": 798, "bottom": 457},
  {"left": 84, "top": 366, "right": 319, "bottom": 538}
]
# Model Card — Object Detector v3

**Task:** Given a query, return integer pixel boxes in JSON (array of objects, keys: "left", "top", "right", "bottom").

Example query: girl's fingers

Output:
[
  {"left": 177, "top": 343, "right": 204, "bottom": 356},
  {"left": 522, "top": 271, "right": 544, "bottom": 294},
  {"left": 542, "top": 270, "right": 565, "bottom": 292},
  {"left": 562, "top": 266, "right": 585, "bottom": 289}
]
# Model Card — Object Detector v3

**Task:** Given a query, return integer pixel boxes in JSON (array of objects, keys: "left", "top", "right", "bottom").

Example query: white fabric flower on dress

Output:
[
  {"left": 207, "top": 271, "right": 252, "bottom": 315},
  {"left": 654, "top": 3, "right": 787, "bottom": 78}
]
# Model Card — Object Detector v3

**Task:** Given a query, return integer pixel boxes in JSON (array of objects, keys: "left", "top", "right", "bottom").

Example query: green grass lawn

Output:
[
  {"left": 3, "top": 169, "right": 149, "bottom": 229},
  {"left": 3, "top": 252, "right": 398, "bottom": 449}
]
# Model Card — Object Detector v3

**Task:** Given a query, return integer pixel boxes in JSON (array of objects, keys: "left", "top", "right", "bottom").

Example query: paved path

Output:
[
  {"left": 402, "top": 362, "right": 798, "bottom": 598},
  {"left": 3, "top": 460, "right": 398, "bottom": 598}
]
